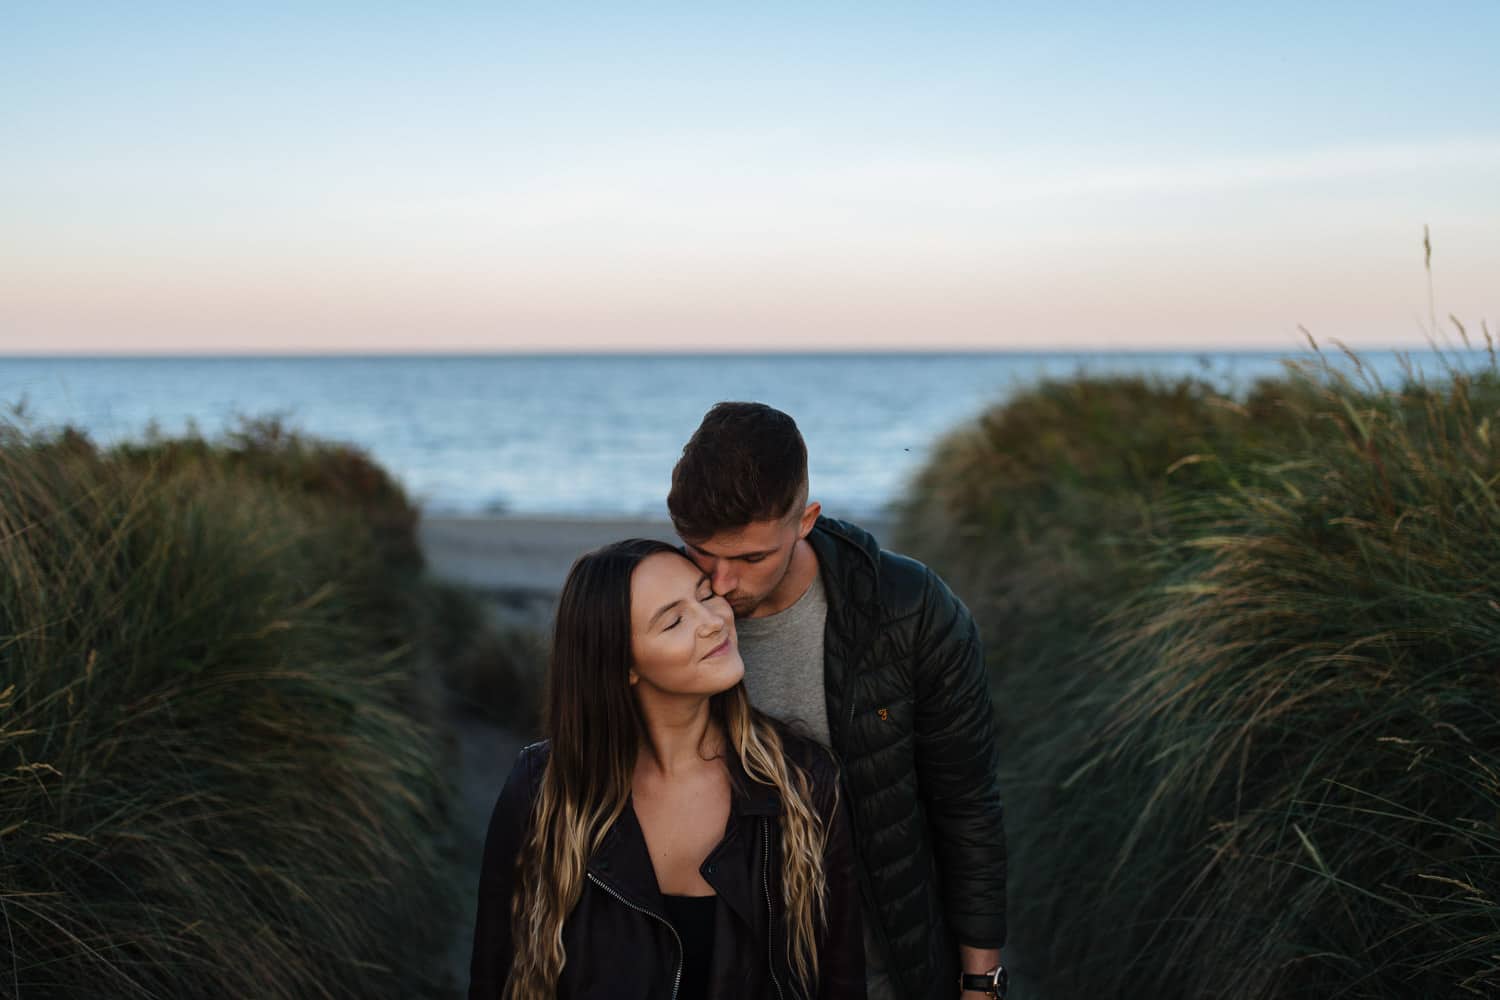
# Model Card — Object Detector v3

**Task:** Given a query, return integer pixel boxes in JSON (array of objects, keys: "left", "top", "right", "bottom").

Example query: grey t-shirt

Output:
[
  {"left": 735, "top": 571, "right": 830, "bottom": 746},
  {"left": 735, "top": 571, "right": 899, "bottom": 1000}
]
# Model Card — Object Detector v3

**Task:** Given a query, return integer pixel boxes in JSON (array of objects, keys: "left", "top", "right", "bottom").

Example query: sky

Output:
[{"left": 3, "top": 2, "right": 1497, "bottom": 353}]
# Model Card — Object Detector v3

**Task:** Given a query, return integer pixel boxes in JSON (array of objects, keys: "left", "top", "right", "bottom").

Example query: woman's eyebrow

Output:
[{"left": 647, "top": 599, "right": 684, "bottom": 628}]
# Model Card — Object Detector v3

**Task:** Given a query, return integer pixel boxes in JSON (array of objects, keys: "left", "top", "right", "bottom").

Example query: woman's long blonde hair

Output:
[{"left": 505, "top": 539, "right": 831, "bottom": 999}]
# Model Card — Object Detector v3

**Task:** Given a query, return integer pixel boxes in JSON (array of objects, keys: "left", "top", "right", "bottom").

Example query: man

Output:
[{"left": 668, "top": 402, "right": 1008, "bottom": 1000}]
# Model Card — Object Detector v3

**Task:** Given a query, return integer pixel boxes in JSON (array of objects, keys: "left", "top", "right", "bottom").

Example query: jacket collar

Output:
[
  {"left": 724, "top": 739, "right": 782, "bottom": 817},
  {"left": 807, "top": 515, "right": 882, "bottom": 621},
  {"left": 807, "top": 516, "right": 883, "bottom": 749}
]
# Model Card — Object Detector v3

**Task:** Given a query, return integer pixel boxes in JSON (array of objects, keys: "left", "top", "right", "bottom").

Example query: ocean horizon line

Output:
[{"left": 3, "top": 345, "right": 1484, "bottom": 362}]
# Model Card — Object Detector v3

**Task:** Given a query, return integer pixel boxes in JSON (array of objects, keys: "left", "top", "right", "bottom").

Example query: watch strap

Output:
[
  {"left": 959, "top": 965, "right": 1008, "bottom": 997},
  {"left": 960, "top": 965, "right": 1008, "bottom": 995}
]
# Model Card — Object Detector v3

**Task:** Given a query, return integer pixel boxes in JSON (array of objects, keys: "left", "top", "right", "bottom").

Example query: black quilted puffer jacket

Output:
[{"left": 807, "top": 516, "right": 1007, "bottom": 1000}]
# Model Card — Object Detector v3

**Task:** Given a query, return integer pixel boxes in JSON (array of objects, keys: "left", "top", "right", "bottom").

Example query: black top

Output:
[{"left": 661, "top": 893, "right": 716, "bottom": 1000}]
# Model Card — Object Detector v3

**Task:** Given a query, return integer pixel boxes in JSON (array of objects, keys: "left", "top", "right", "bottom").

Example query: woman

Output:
[{"left": 468, "top": 539, "right": 864, "bottom": 1000}]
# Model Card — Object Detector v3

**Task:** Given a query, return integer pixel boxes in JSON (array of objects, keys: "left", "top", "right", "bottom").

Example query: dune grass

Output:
[
  {"left": 895, "top": 348, "right": 1500, "bottom": 997},
  {"left": 0, "top": 421, "right": 458, "bottom": 998},
  {"left": 425, "top": 581, "right": 548, "bottom": 734}
]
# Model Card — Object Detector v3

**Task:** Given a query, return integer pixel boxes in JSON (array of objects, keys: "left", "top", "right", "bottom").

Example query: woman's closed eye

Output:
[{"left": 664, "top": 584, "right": 718, "bottom": 630}]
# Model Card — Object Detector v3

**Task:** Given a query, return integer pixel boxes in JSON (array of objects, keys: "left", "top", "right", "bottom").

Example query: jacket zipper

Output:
[
  {"left": 838, "top": 644, "right": 902, "bottom": 996},
  {"left": 585, "top": 871, "right": 683, "bottom": 1000},
  {"left": 828, "top": 524, "right": 905, "bottom": 998},
  {"left": 843, "top": 640, "right": 869, "bottom": 735},
  {"left": 762, "top": 817, "right": 787, "bottom": 1000}
]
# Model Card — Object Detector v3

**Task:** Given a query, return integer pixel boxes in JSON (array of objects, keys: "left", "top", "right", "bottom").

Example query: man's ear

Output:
[{"left": 797, "top": 500, "right": 822, "bottom": 539}]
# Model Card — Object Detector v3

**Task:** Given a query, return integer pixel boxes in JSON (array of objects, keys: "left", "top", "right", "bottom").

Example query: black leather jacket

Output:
[
  {"left": 468, "top": 731, "right": 865, "bottom": 1000},
  {"left": 807, "top": 516, "right": 1007, "bottom": 1000}
]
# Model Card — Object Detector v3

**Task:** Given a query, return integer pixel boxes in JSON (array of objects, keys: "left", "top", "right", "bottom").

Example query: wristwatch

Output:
[{"left": 959, "top": 963, "right": 1008, "bottom": 998}]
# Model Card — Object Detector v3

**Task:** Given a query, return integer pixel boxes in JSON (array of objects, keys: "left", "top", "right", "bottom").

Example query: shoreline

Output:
[{"left": 418, "top": 513, "right": 891, "bottom": 595}]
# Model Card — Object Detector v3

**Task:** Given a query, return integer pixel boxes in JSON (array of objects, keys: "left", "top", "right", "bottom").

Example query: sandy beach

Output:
[{"left": 418, "top": 514, "right": 679, "bottom": 594}]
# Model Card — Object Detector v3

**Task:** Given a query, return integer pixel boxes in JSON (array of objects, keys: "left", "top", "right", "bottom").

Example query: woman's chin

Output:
[{"left": 705, "top": 654, "right": 746, "bottom": 692}]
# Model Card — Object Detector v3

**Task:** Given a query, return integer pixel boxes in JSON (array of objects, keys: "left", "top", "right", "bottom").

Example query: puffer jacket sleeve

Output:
[
  {"left": 910, "top": 567, "right": 1007, "bottom": 949},
  {"left": 468, "top": 744, "right": 544, "bottom": 1000},
  {"left": 811, "top": 750, "right": 866, "bottom": 999}
]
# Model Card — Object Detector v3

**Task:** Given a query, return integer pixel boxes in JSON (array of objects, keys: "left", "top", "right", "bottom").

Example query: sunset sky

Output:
[{"left": 4, "top": 2, "right": 1497, "bottom": 353}]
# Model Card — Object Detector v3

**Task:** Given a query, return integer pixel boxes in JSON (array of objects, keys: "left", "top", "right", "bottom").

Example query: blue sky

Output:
[{"left": 3, "top": 2, "right": 1497, "bottom": 352}]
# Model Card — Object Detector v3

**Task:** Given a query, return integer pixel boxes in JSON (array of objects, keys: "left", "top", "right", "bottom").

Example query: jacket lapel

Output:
[
  {"left": 584, "top": 751, "right": 782, "bottom": 931},
  {"left": 705, "top": 751, "right": 780, "bottom": 929},
  {"left": 586, "top": 800, "right": 667, "bottom": 915}
]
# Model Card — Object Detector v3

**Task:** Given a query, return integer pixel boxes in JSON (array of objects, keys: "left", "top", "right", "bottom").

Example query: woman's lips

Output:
[{"left": 703, "top": 637, "right": 731, "bottom": 660}]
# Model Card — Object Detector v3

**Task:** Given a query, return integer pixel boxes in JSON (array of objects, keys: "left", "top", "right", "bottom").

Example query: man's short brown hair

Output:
[{"left": 668, "top": 402, "right": 808, "bottom": 541}]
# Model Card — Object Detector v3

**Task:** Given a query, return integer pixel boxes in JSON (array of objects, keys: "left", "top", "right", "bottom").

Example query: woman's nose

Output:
[{"left": 697, "top": 606, "right": 726, "bottom": 636}]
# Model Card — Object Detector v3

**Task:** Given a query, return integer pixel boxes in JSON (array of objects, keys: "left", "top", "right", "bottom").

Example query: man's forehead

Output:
[{"left": 685, "top": 519, "right": 788, "bottom": 556}]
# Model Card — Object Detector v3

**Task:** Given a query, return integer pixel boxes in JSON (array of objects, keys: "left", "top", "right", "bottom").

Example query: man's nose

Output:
[{"left": 711, "top": 562, "right": 737, "bottom": 594}]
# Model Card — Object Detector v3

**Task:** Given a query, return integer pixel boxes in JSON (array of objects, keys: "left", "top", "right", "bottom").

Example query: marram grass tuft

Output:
[
  {"left": 0, "top": 423, "right": 455, "bottom": 999},
  {"left": 897, "top": 353, "right": 1500, "bottom": 998}
]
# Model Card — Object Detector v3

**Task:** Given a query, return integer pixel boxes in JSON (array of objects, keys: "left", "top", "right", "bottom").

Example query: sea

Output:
[{"left": 0, "top": 351, "right": 1478, "bottom": 520}]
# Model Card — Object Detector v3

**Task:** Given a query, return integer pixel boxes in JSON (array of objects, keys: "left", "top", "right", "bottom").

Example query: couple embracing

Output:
[{"left": 469, "top": 403, "right": 1008, "bottom": 1000}]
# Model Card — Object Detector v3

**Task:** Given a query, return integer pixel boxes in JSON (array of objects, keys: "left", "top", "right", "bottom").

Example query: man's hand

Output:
[{"left": 958, "top": 944, "right": 1003, "bottom": 998}]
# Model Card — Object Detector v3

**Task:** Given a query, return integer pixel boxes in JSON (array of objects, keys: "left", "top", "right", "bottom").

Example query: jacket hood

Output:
[{"left": 807, "top": 514, "right": 882, "bottom": 638}]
